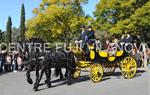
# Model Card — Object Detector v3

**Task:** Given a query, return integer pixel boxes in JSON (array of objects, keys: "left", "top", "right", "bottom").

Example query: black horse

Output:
[
  {"left": 22, "top": 38, "right": 54, "bottom": 87},
  {"left": 32, "top": 50, "right": 76, "bottom": 91}
]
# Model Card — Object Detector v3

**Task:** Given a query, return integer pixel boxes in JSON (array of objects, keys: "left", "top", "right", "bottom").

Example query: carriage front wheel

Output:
[
  {"left": 120, "top": 56, "right": 137, "bottom": 79},
  {"left": 90, "top": 63, "right": 104, "bottom": 83}
]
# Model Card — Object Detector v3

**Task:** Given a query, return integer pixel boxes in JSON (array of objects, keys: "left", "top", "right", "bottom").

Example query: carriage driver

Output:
[
  {"left": 76, "top": 25, "right": 96, "bottom": 60},
  {"left": 78, "top": 25, "right": 87, "bottom": 43}
]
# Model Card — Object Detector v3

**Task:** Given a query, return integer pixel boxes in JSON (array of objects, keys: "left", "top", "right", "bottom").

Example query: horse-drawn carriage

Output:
[{"left": 69, "top": 41, "right": 137, "bottom": 83}]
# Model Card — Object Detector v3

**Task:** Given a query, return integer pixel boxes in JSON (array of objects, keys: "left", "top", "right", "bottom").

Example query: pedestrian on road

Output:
[
  {"left": 0, "top": 49, "right": 7, "bottom": 73},
  {"left": 17, "top": 54, "right": 23, "bottom": 71},
  {"left": 12, "top": 50, "right": 18, "bottom": 72},
  {"left": 5, "top": 53, "right": 12, "bottom": 72},
  {"left": 0, "top": 51, "right": 2, "bottom": 73}
]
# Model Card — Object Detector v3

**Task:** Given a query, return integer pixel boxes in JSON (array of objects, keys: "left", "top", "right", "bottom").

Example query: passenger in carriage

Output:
[
  {"left": 85, "top": 26, "right": 96, "bottom": 44},
  {"left": 120, "top": 31, "right": 133, "bottom": 43},
  {"left": 119, "top": 31, "right": 133, "bottom": 52}
]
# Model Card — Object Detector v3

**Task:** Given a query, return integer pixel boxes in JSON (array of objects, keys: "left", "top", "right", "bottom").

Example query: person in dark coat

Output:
[
  {"left": 0, "top": 52, "right": 2, "bottom": 72},
  {"left": 84, "top": 26, "right": 96, "bottom": 61},
  {"left": 78, "top": 25, "right": 87, "bottom": 43},
  {"left": 120, "top": 32, "right": 133, "bottom": 52},
  {"left": 85, "top": 26, "right": 96, "bottom": 44},
  {"left": 0, "top": 49, "right": 7, "bottom": 72}
]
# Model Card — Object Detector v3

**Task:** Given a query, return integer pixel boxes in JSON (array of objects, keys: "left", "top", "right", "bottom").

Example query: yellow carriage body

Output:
[{"left": 98, "top": 50, "right": 124, "bottom": 62}]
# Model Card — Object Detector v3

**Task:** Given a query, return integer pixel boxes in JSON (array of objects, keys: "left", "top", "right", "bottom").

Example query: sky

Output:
[{"left": 0, "top": 0, "right": 99, "bottom": 31}]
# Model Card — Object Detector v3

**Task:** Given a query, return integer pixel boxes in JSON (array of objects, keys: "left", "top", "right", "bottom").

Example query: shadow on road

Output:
[
  {"left": 37, "top": 75, "right": 111, "bottom": 91},
  {"left": 111, "top": 71, "right": 122, "bottom": 78},
  {"left": 109, "top": 69, "right": 145, "bottom": 79},
  {"left": 32, "top": 69, "right": 147, "bottom": 91},
  {"left": 0, "top": 71, "right": 12, "bottom": 76},
  {"left": 72, "top": 75, "right": 111, "bottom": 84},
  {"left": 37, "top": 81, "right": 66, "bottom": 91},
  {"left": 134, "top": 69, "right": 146, "bottom": 78}
]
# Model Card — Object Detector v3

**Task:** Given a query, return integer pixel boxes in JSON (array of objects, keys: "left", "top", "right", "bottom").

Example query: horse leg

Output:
[
  {"left": 33, "top": 65, "right": 39, "bottom": 88},
  {"left": 67, "top": 69, "right": 72, "bottom": 85},
  {"left": 59, "top": 68, "right": 63, "bottom": 80},
  {"left": 45, "top": 68, "right": 51, "bottom": 88},
  {"left": 33, "top": 66, "right": 45, "bottom": 91},
  {"left": 65, "top": 68, "right": 68, "bottom": 78},
  {"left": 26, "top": 65, "right": 33, "bottom": 84}
]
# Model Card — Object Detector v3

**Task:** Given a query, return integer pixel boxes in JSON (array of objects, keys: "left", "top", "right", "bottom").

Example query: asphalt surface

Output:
[{"left": 0, "top": 69, "right": 149, "bottom": 95}]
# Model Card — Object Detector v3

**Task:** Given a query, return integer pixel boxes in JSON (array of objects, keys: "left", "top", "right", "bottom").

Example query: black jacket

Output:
[
  {"left": 78, "top": 30, "right": 87, "bottom": 42},
  {"left": 85, "top": 30, "right": 95, "bottom": 42}
]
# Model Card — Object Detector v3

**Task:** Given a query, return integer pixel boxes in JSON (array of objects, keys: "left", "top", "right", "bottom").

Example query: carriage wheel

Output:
[
  {"left": 103, "top": 63, "right": 116, "bottom": 75},
  {"left": 120, "top": 56, "right": 137, "bottom": 79},
  {"left": 72, "top": 70, "right": 81, "bottom": 79},
  {"left": 90, "top": 63, "right": 104, "bottom": 83}
]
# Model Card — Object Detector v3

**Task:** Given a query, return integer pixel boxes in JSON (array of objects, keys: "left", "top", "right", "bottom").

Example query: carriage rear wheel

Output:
[
  {"left": 103, "top": 63, "right": 116, "bottom": 75},
  {"left": 120, "top": 56, "right": 137, "bottom": 79},
  {"left": 90, "top": 63, "right": 104, "bottom": 83},
  {"left": 72, "top": 69, "right": 81, "bottom": 79}
]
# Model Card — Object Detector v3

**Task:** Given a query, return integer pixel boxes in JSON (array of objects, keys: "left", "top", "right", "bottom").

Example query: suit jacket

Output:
[
  {"left": 78, "top": 30, "right": 87, "bottom": 42},
  {"left": 85, "top": 30, "right": 95, "bottom": 42}
]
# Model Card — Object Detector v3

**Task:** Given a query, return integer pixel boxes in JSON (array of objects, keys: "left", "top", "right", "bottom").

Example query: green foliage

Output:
[
  {"left": 6, "top": 16, "right": 12, "bottom": 43},
  {"left": 12, "top": 27, "right": 20, "bottom": 42},
  {"left": 0, "top": 29, "right": 4, "bottom": 43},
  {"left": 110, "top": 1, "right": 150, "bottom": 34},
  {"left": 20, "top": 4, "right": 26, "bottom": 41},
  {"left": 26, "top": 0, "right": 91, "bottom": 43},
  {"left": 94, "top": 0, "right": 150, "bottom": 44}
]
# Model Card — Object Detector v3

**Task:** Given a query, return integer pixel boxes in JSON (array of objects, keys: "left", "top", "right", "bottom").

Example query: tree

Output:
[
  {"left": 94, "top": 0, "right": 150, "bottom": 44},
  {"left": 6, "top": 16, "right": 12, "bottom": 43},
  {"left": 20, "top": 4, "right": 26, "bottom": 41},
  {"left": 0, "top": 29, "right": 4, "bottom": 43},
  {"left": 12, "top": 27, "right": 20, "bottom": 42},
  {"left": 26, "top": 0, "right": 91, "bottom": 43},
  {"left": 94, "top": 0, "right": 149, "bottom": 32}
]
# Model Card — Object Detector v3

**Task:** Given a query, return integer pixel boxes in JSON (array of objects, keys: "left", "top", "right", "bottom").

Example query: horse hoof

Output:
[
  {"left": 67, "top": 81, "right": 71, "bottom": 85},
  {"left": 47, "top": 83, "right": 51, "bottom": 88},
  {"left": 59, "top": 76, "right": 64, "bottom": 81},
  {"left": 33, "top": 87, "right": 38, "bottom": 91},
  {"left": 27, "top": 79, "right": 33, "bottom": 84},
  {"left": 65, "top": 75, "right": 68, "bottom": 79}
]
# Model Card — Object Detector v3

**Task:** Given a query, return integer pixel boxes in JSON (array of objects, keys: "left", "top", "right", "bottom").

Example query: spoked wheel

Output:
[
  {"left": 90, "top": 63, "right": 104, "bottom": 83},
  {"left": 72, "top": 69, "right": 81, "bottom": 79},
  {"left": 103, "top": 63, "right": 116, "bottom": 75},
  {"left": 120, "top": 56, "right": 137, "bottom": 79}
]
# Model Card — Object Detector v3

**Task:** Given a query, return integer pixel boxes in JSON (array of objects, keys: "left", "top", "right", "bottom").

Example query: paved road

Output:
[{"left": 0, "top": 69, "right": 149, "bottom": 95}]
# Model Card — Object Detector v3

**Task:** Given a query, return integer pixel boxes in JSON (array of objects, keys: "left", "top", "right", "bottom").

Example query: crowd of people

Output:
[{"left": 0, "top": 49, "right": 24, "bottom": 73}]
